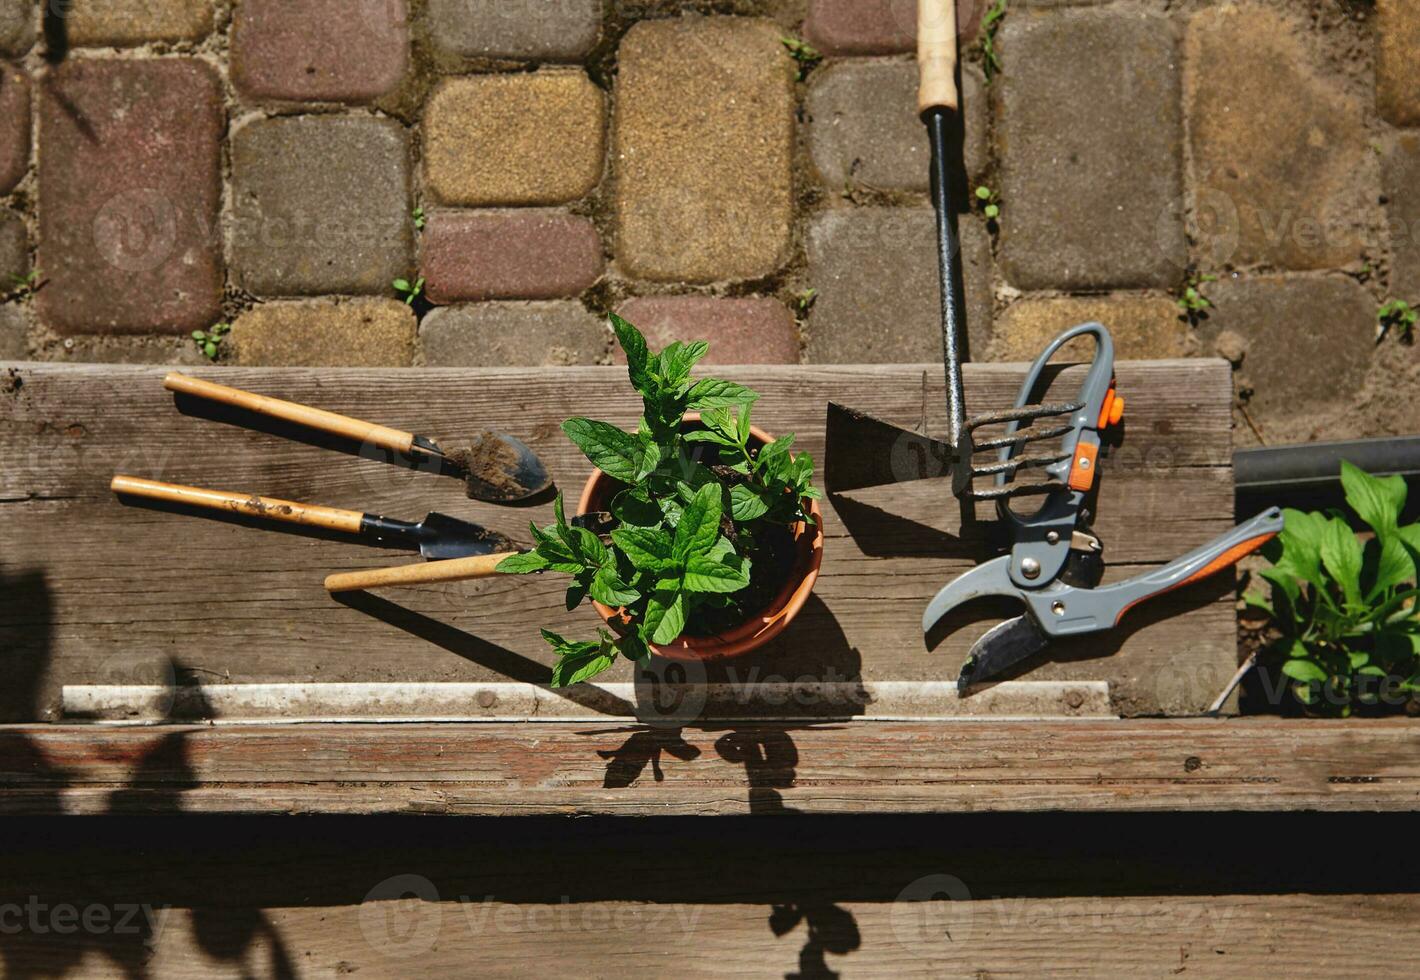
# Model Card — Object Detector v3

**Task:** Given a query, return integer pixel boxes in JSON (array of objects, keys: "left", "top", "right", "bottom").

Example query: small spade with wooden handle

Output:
[
  {"left": 111, "top": 476, "right": 514, "bottom": 561},
  {"left": 164, "top": 373, "right": 552, "bottom": 503}
]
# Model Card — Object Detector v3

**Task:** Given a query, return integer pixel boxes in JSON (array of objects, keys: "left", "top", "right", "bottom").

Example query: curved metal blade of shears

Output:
[
  {"left": 922, "top": 556, "right": 1019, "bottom": 635},
  {"left": 956, "top": 616, "right": 1050, "bottom": 694}
]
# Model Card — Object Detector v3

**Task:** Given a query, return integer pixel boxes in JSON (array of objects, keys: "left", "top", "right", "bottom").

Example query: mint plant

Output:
[
  {"left": 1247, "top": 462, "right": 1420, "bottom": 714},
  {"left": 499, "top": 315, "right": 822, "bottom": 687}
]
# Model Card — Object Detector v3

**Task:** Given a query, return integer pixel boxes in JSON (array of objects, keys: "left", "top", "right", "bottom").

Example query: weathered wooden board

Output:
[
  {"left": 3, "top": 720, "right": 1418, "bottom": 815},
  {"left": 2, "top": 809, "right": 1417, "bottom": 976},
  {"left": 0, "top": 361, "right": 1237, "bottom": 721}
]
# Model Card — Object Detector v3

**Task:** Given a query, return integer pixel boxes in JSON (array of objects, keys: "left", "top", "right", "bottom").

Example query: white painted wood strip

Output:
[{"left": 61, "top": 680, "right": 1114, "bottom": 724}]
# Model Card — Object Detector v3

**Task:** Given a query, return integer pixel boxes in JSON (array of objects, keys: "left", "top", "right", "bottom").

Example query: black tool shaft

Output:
[
  {"left": 359, "top": 513, "right": 422, "bottom": 550},
  {"left": 926, "top": 107, "right": 967, "bottom": 456}
]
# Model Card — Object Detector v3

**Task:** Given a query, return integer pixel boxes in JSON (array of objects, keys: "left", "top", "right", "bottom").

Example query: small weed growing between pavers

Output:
[
  {"left": 393, "top": 276, "right": 425, "bottom": 306},
  {"left": 412, "top": 207, "right": 426, "bottom": 231},
  {"left": 1247, "top": 462, "right": 1420, "bottom": 716},
  {"left": 1177, "top": 273, "right": 1218, "bottom": 324},
  {"left": 191, "top": 323, "right": 230, "bottom": 361},
  {"left": 793, "top": 288, "right": 817, "bottom": 315},
  {"left": 1377, "top": 299, "right": 1417, "bottom": 344},
  {"left": 979, "top": 0, "right": 1008, "bottom": 81},
  {"left": 974, "top": 185, "right": 1001, "bottom": 220},
  {"left": 6, "top": 269, "right": 43, "bottom": 300},
  {"left": 781, "top": 37, "right": 822, "bottom": 81}
]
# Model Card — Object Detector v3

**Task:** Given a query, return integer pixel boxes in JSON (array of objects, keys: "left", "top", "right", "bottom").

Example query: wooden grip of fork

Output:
[
  {"left": 324, "top": 553, "right": 522, "bottom": 593},
  {"left": 164, "top": 373, "right": 418, "bottom": 456},
  {"left": 111, "top": 475, "right": 366, "bottom": 534},
  {"left": 918, "top": 0, "right": 960, "bottom": 113}
]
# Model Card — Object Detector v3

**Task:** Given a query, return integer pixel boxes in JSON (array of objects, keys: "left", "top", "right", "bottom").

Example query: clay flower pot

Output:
[{"left": 576, "top": 418, "right": 824, "bottom": 662}]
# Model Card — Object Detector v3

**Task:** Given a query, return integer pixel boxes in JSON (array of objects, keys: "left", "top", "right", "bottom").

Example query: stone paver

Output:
[
  {"left": 65, "top": 0, "right": 214, "bottom": 47},
  {"left": 0, "top": 0, "right": 33, "bottom": 55},
  {"left": 615, "top": 18, "right": 794, "bottom": 284},
  {"left": 43, "top": 335, "right": 205, "bottom": 365},
  {"left": 988, "top": 294, "right": 1193, "bottom": 363},
  {"left": 1384, "top": 134, "right": 1420, "bottom": 302},
  {"left": 420, "top": 303, "right": 610, "bottom": 367},
  {"left": 0, "top": 305, "right": 25, "bottom": 359},
  {"left": 37, "top": 60, "right": 223, "bottom": 335},
  {"left": 421, "top": 211, "right": 603, "bottom": 305},
  {"left": 803, "top": 0, "right": 987, "bottom": 56},
  {"left": 232, "top": 0, "right": 409, "bottom": 104},
  {"left": 0, "top": 208, "right": 26, "bottom": 284},
  {"left": 232, "top": 115, "right": 411, "bottom": 296},
  {"left": 1197, "top": 276, "right": 1373, "bottom": 428},
  {"left": 231, "top": 299, "right": 416, "bottom": 367},
  {"left": 614, "top": 297, "right": 799, "bottom": 365},
  {"left": 426, "top": 0, "right": 601, "bottom": 61},
  {"left": 424, "top": 72, "right": 604, "bottom": 207},
  {"left": 1187, "top": 6, "right": 1370, "bottom": 271},
  {"left": 808, "top": 60, "right": 986, "bottom": 191},
  {"left": 1378, "top": 0, "right": 1420, "bottom": 127},
  {"left": 0, "top": 65, "right": 28, "bottom": 195},
  {"left": 805, "top": 206, "right": 992, "bottom": 364},
  {"left": 998, "top": 8, "right": 1185, "bottom": 291}
]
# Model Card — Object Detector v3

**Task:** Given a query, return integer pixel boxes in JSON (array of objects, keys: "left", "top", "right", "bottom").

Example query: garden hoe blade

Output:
[{"left": 823, "top": 402, "right": 955, "bottom": 494}]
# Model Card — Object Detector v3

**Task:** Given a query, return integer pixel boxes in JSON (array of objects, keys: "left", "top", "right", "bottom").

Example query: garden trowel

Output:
[{"left": 111, "top": 476, "right": 513, "bottom": 560}]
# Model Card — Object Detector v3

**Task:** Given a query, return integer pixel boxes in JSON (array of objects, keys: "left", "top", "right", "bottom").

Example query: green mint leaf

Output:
[
  {"left": 1281, "top": 658, "right": 1328, "bottom": 684},
  {"left": 590, "top": 564, "right": 641, "bottom": 607},
  {"left": 611, "top": 487, "right": 665, "bottom": 528},
  {"left": 570, "top": 525, "right": 609, "bottom": 567},
  {"left": 617, "top": 630, "right": 651, "bottom": 662},
  {"left": 673, "top": 483, "right": 722, "bottom": 560},
  {"left": 562, "top": 418, "right": 645, "bottom": 483},
  {"left": 686, "top": 379, "right": 759, "bottom": 411},
  {"left": 684, "top": 553, "right": 751, "bottom": 594},
  {"left": 729, "top": 483, "right": 772, "bottom": 522},
  {"left": 566, "top": 574, "right": 591, "bottom": 611},
  {"left": 612, "top": 526, "right": 675, "bottom": 571},
  {"left": 496, "top": 552, "right": 550, "bottom": 574},
  {"left": 610, "top": 313, "right": 652, "bottom": 393},
  {"left": 646, "top": 588, "right": 688, "bottom": 645},
  {"left": 682, "top": 429, "right": 734, "bottom": 447},
  {"left": 545, "top": 632, "right": 617, "bottom": 688},
  {"left": 1341, "top": 460, "right": 1406, "bottom": 538},
  {"left": 1320, "top": 517, "right": 1364, "bottom": 609}
]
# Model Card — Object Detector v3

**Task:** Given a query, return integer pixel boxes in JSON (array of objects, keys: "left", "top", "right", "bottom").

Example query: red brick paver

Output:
[
  {"left": 37, "top": 60, "right": 224, "bottom": 335},
  {"left": 422, "top": 210, "right": 603, "bottom": 304},
  {"left": 232, "top": 0, "right": 409, "bottom": 104},
  {"left": 614, "top": 297, "right": 800, "bottom": 365}
]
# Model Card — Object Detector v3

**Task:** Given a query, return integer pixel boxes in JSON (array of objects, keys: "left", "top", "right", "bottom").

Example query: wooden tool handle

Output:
[
  {"left": 164, "top": 373, "right": 419, "bottom": 456},
  {"left": 325, "top": 553, "right": 521, "bottom": 593},
  {"left": 918, "top": 0, "right": 960, "bottom": 113},
  {"left": 111, "top": 475, "right": 366, "bottom": 534}
]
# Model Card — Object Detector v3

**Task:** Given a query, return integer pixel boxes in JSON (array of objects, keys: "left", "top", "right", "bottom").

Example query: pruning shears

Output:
[{"left": 921, "top": 322, "right": 1286, "bottom": 691}]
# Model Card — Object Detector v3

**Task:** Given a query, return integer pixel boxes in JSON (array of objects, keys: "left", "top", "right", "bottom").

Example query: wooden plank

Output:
[
  {"left": 2, "top": 720, "right": 1417, "bottom": 815},
  {"left": 2, "top": 810, "right": 1416, "bottom": 976},
  {"left": 0, "top": 361, "right": 1237, "bottom": 721}
]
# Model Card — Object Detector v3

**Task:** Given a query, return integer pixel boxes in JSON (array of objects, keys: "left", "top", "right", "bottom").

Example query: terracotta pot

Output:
[{"left": 576, "top": 418, "right": 825, "bottom": 662}]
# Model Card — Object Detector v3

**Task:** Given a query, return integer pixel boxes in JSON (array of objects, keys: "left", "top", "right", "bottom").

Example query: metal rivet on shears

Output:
[
  {"left": 1051, "top": 601, "right": 1067, "bottom": 616},
  {"left": 1078, "top": 457, "right": 1091, "bottom": 470},
  {"left": 1046, "top": 531, "right": 1060, "bottom": 545},
  {"left": 1021, "top": 557, "right": 1041, "bottom": 579}
]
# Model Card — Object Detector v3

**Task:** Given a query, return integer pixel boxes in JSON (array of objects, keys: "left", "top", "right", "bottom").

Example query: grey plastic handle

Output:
[{"left": 1020, "top": 507, "right": 1285, "bottom": 638}]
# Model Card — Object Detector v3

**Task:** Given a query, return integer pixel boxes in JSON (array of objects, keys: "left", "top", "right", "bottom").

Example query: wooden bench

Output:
[{"left": 1, "top": 360, "right": 1416, "bottom": 815}]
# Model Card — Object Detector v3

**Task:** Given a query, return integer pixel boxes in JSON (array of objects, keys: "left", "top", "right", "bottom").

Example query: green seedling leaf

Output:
[
  {"left": 1281, "top": 658, "right": 1328, "bottom": 684},
  {"left": 1341, "top": 460, "right": 1406, "bottom": 538},
  {"left": 1321, "top": 517, "right": 1364, "bottom": 609}
]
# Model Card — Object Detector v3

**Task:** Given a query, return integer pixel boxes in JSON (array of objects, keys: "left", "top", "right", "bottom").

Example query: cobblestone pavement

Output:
[{"left": 0, "top": 1, "right": 1416, "bottom": 444}]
